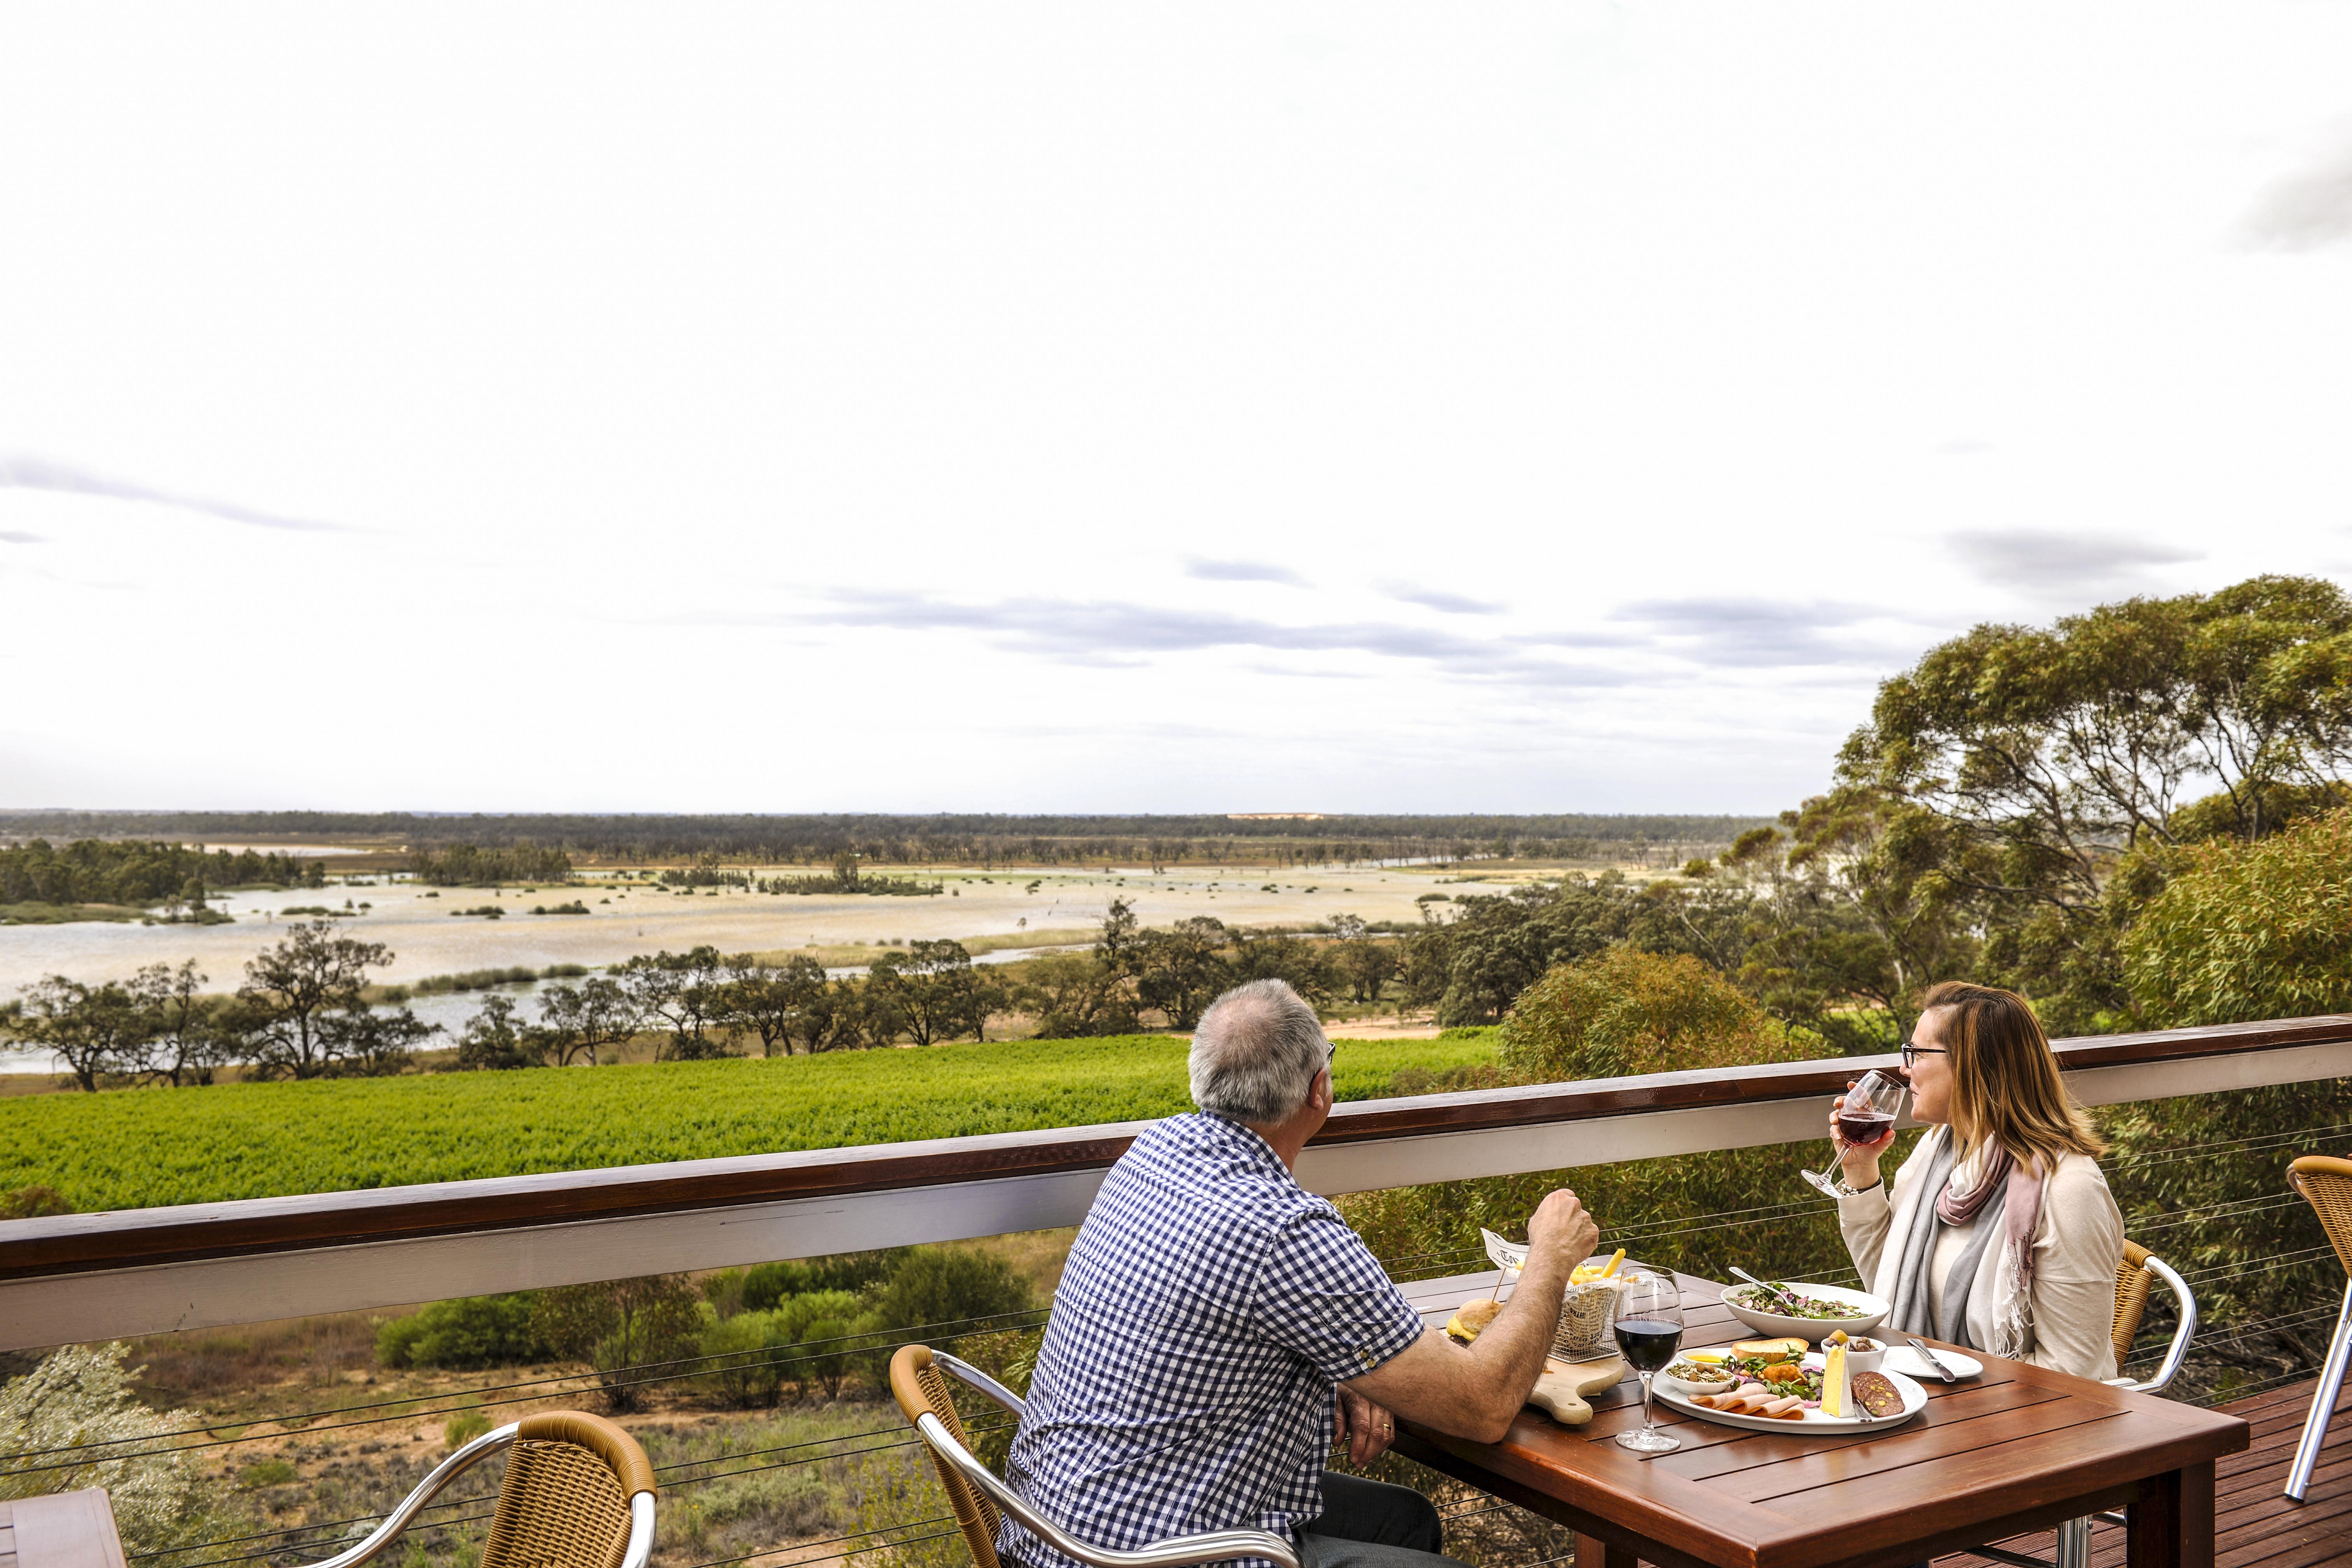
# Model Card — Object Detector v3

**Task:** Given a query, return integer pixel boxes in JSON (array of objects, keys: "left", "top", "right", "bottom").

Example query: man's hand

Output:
[
  {"left": 1346, "top": 1186, "right": 1601, "bottom": 1444},
  {"left": 1527, "top": 1188, "right": 1599, "bottom": 1272},
  {"left": 1334, "top": 1387, "right": 1396, "bottom": 1466}
]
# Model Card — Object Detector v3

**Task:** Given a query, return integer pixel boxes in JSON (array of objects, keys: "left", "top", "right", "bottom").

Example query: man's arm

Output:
[{"left": 1341, "top": 1189, "right": 1597, "bottom": 1444}]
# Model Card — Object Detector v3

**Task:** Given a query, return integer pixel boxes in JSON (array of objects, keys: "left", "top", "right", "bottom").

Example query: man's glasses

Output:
[{"left": 1900, "top": 1041, "right": 1948, "bottom": 1068}]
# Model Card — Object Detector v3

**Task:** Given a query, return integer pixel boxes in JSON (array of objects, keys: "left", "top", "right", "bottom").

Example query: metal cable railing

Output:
[
  {"left": 3, "top": 1309, "right": 1053, "bottom": 1471},
  {"left": 16, "top": 1071, "right": 2346, "bottom": 1568}
]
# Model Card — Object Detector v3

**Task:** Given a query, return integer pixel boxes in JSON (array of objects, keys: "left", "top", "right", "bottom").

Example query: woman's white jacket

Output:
[{"left": 1838, "top": 1128, "right": 2124, "bottom": 1381}]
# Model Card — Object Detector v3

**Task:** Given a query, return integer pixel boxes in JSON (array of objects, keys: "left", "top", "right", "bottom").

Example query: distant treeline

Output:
[
  {"left": 408, "top": 844, "right": 576, "bottom": 886},
  {"left": 662, "top": 857, "right": 943, "bottom": 896},
  {"left": 1, "top": 811, "right": 1773, "bottom": 869},
  {"left": 0, "top": 838, "right": 325, "bottom": 907}
]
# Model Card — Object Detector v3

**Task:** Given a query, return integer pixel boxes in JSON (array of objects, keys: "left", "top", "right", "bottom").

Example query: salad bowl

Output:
[{"left": 1719, "top": 1279, "right": 1889, "bottom": 1342}]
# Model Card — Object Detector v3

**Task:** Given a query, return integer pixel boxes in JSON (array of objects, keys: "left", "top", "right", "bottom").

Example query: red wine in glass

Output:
[
  {"left": 1838, "top": 1108, "right": 1897, "bottom": 1145},
  {"left": 1612, "top": 1270, "right": 1685, "bottom": 1454},
  {"left": 1802, "top": 1069, "right": 1908, "bottom": 1199},
  {"left": 1615, "top": 1319, "right": 1684, "bottom": 1373}
]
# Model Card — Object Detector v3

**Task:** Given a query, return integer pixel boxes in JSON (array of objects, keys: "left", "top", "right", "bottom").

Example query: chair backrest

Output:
[
  {"left": 481, "top": 1412, "right": 657, "bottom": 1568},
  {"left": 891, "top": 1346, "right": 1002, "bottom": 1568},
  {"left": 2291, "top": 1155, "right": 2352, "bottom": 1274},
  {"left": 2112, "top": 1239, "right": 2155, "bottom": 1374}
]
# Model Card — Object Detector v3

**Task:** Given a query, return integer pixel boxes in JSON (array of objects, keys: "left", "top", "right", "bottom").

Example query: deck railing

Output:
[
  {"left": 3, "top": 1012, "right": 2346, "bottom": 1350},
  {"left": 4, "top": 1014, "right": 2348, "bottom": 1568}
]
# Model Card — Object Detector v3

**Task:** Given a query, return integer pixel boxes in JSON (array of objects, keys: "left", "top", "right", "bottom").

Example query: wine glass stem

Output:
[{"left": 1640, "top": 1371, "right": 1656, "bottom": 1434}]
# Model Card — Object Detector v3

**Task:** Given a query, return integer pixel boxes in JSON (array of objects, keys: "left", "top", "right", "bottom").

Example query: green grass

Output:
[
  {"left": 0, "top": 901, "right": 148, "bottom": 925},
  {"left": 0, "top": 1032, "right": 1496, "bottom": 1213}
]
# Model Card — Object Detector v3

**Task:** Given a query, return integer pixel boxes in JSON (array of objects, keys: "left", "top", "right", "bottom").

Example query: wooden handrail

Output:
[{"left": 2, "top": 1012, "right": 2346, "bottom": 1284}]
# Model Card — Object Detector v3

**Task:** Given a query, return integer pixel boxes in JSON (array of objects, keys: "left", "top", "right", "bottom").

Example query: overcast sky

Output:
[{"left": 5, "top": 3, "right": 2350, "bottom": 816}]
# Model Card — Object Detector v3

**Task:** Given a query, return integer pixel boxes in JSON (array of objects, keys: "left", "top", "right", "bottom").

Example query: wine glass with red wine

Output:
[
  {"left": 1612, "top": 1269, "right": 1685, "bottom": 1454},
  {"left": 1801, "top": 1069, "right": 1906, "bottom": 1199}
]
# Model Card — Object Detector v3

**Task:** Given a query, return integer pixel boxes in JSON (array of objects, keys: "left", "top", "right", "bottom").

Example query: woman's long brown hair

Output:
[{"left": 1920, "top": 980, "right": 2107, "bottom": 1171}]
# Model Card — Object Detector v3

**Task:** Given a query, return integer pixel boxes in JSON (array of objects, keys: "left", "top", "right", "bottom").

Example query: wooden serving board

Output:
[{"left": 1527, "top": 1355, "right": 1626, "bottom": 1427}]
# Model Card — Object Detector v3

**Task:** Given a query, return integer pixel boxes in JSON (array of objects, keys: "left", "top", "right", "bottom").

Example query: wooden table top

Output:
[
  {"left": 1393, "top": 1272, "right": 2250, "bottom": 1568},
  {"left": 0, "top": 1491, "right": 129, "bottom": 1568}
]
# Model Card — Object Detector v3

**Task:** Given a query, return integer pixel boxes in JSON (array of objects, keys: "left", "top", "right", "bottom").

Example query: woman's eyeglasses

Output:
[{"left": 1900, "top": 1041, "right": 1948, "bottom": 1068}]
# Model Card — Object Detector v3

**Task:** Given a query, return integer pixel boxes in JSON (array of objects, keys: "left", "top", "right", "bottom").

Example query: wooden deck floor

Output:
[{"left": 1945, "top": 1377, "right": 2350, "bottom": 1568}]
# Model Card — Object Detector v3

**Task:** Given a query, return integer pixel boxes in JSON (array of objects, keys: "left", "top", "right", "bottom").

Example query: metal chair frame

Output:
[
  {"left": 1967, "top": 1242, "right": 2199, "bottom": 1568},
  {"left": 294, "top": 1421, "right": 656, "bottom": 1568},
  {"left": 2112, "top": 1253, "right": 2200, "bottom": 1397},
  {"left": 2286, "top": 1156, "right": 2352, "bottom": 1503},
  {"left": 898, "top": 1348, "right": 1302, "bottom": 1568}
]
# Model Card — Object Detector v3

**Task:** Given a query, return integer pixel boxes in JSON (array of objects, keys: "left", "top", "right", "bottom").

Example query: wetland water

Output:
[{"left": 0, "top": 861, "right": 1503, "bottom": 1071}]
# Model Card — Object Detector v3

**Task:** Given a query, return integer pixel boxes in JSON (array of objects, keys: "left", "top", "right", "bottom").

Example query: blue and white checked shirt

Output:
[{"left": 998, "top": 1112, "right": 1425, "bottom": 1568}]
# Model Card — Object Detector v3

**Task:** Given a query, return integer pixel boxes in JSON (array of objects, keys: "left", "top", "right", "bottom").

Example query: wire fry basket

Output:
[{"left": 1552, "top": 1260, "right": 1643, "bottom": 1362}]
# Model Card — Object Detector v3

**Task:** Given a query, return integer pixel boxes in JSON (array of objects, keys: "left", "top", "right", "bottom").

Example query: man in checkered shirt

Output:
[{"left": 1000, "top": 979, "right": 1599, "bottom": 1568}]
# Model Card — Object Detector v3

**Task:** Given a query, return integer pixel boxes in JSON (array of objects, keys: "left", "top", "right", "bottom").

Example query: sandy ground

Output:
[{"left": 0, "top": 861, "right": 1514, "bottom": 996}]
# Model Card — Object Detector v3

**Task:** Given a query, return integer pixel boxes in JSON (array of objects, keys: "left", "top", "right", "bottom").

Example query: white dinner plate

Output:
[
  {"left": 1883, "top": 1345, "right": 1983, "bottom": 1381},
  {"left": 1653, "top": 1369, "right": 1928, "bottom": 1433}
]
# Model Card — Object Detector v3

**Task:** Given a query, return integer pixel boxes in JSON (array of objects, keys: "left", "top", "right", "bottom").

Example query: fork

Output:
[{"left": 1729, "top": 1267, "right": 1806, "bottom": 1314}]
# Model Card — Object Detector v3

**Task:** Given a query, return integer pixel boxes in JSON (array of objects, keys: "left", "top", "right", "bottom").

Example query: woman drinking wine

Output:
[{"left": 1830, "top": 982, "right": 2125, "bottom": 1379}]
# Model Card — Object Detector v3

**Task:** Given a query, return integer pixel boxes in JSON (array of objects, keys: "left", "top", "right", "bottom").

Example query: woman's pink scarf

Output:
[{"left": 1939, "top": 1140, "right": 2046, "bottom": 1351}]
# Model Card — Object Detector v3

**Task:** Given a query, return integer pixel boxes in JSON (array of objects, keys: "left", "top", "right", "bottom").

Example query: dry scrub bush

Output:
[{"left": 0, "top": 1343, "right": 248, "bottom": 1566}]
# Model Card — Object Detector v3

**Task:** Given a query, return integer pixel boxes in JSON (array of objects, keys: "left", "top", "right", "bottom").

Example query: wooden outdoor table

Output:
[
  {"left": 0, "top": 1491, "right": 128, "bottom": 1568},
  {"left": 1391, "top": 1274, "right": 2249, "bottom": 1568}
]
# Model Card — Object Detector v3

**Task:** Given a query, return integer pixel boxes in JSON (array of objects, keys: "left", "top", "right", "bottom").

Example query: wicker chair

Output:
[
  {"left": 2286, "top": 1155, "right": 2352, "bottom": 1503},
  {"left": 2109, "top": 1239, "right": 2199, "bottom": 1395},
  {"left": 294, "top": 1410, "right": 656, "bottom": 1568},
  {"left": 1965, "top": 1237, "right": 2198, "bottom": 1568},
  {"left": 888, "top": 1344, "right": 1300, "bottom": 1568}
]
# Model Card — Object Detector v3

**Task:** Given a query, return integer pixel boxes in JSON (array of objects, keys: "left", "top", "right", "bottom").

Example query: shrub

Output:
[
  {"left": 697, "top": 1311, "right": 793, "bottom": 1408},
  {"left": 534, "top": 1274, "right": 706, "bottom": 1412},
  {"left": 1497, "top": 946, "right": 1825, "bottom": 1083},
  {"left": 772, "top": 1290, "right": 864, "bottom": 1343},
  {"left": 872, "top": 1247, "right": 1035, "bottom": 1334},
  {"left": 376, "top": 1293, "right": 551, "bottom": 1369},
  {"left": 444, "top": 1410, "right": 493, "bottom": 1446},
  {"left": 703, "top": 1268, "right": 749, "bottom": 1318},
  {"left": 794, "top": 1313, "right": 897, "bottom": 1402},
  {"left": 0, "top": 1343, "right": 248, "bottom": 1565},
  {"left": 235, "top": 1459, "right": 296, "bottom": 1489},
  {"left": 741, "top": 1251, "right": 901, "bottom": 1313}
]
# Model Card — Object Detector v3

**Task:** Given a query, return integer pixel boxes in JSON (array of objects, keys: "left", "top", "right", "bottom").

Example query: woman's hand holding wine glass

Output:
[
  {"left": 1834, "top": 1074, "right": 1901, "bottom": 1188},
  {"left": 1800, "top": 1070, "right": 1905, "bottom": 1199}
]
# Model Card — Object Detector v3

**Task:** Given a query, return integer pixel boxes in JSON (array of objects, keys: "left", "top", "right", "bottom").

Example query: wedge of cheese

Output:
[{"left": 1822, "top": 1342, "right": 1850, "bottom": 1417}]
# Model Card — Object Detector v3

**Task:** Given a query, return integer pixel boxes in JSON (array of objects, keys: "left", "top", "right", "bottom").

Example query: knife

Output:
[{"left": 1905, "top": 1335, "right": 1958, "bottom": 1383}]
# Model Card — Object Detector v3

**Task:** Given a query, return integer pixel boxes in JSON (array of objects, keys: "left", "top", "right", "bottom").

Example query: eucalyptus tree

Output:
[{"left": 1822, "top": 574, "right": 2352, "bottom": 1031}]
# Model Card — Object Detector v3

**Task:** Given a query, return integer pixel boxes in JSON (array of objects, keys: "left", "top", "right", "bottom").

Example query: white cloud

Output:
[{"left": 0, "top": 2, "right": 2348, "bottom": 812}]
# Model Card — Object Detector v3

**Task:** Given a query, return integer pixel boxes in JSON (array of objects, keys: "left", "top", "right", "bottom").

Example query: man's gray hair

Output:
[{"left": 1190, "top": 978, "right": 1328, "bottom": 1123}]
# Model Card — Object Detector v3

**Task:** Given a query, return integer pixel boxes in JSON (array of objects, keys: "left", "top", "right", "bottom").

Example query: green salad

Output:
[{"left": 1729, "top": 1283, "right": 1864, "bottom": 1320}]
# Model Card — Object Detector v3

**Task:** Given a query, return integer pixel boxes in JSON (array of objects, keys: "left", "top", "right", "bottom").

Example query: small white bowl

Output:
[
  {"left": 1720, "top": 1281, "right": 1891, "bottom": 1344},
  {"left": 1843, "top": 1339, "right": 1888, "bottom": 1373}
]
